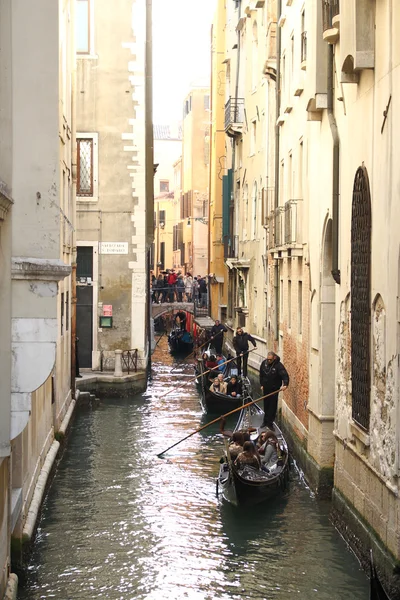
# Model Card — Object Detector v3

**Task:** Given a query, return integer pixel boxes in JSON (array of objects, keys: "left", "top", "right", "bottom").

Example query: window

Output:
[
  {"left": 288, "top": 280, "right": 292, "bottom": 329},
  {"left": 159, "top": 242, "right": 165, "bottom": 270},
  {"left": 299, "top": 140, "right": 303, "bottom": 198},
  {"left": 77, "top": 133, "right": 98, "bottom": 200},
  {"left": 76, "top": 0, "right": 91, "bottom": 54},
  {"left": 250, "top": 120, "right": 257, "bottom": 155},
  {"left": 252, "top": 181, "right": 258, "bottom": 239},
  {"left": 160, "top": 180, "right": 169, "bottom": 193},
  {"left": 77, "top": 246, "right": 93, "bottom": 279},
  {"left": 61, "top": 292, "right": 65, "bottom": 335},
  {"left": 66, "top": 291, "right": 69, "bottom": 331},
  {"left": 159, "top": 210, "right": 166, "bottom": 227},
  {"left": 298, "top": 281, "right": 302, "bottom": 335},
  {"left": 204, "top": 95, "right": 210, "bottom": 110}
]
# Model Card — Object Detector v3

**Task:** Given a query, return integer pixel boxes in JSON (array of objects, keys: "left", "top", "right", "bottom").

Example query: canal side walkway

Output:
[{"left": 75, "top": 369, "right": 147, "bottom": 397}]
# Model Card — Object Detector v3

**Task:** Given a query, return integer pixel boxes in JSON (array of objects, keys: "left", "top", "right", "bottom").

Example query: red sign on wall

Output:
[{"left": 103, "top": 305, "right": 113, "bottom": 317}]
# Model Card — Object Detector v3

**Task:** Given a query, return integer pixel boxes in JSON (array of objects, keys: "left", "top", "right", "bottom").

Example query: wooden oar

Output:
[
  {"left": 159, "top": 347, "right": 256, "bottom": 400},
  {"left": 170, "top": 331, "right": 224, "bottom": 372},
  {"left": 157, "top": 388, "right": 281, "bottom": 458}
]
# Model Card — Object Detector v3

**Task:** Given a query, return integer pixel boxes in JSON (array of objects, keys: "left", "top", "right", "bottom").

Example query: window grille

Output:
[
  {"left": 77, "top": 138, "right": 93, "bottom": 196},
  {"left": 351, "top": 166, "right": 371, "bottom": 430}
]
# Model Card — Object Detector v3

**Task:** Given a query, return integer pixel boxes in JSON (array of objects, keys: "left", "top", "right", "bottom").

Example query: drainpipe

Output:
[
  {"left": 273, "top": 0, "right": 282, "bottom": 340},
  {"left": 327, "top": 44, "right": 340, "bottom": 284}
]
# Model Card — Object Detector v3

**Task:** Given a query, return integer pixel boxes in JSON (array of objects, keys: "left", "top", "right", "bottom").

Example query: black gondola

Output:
[
  {"left": 370, "top": 551, "right": 391, "bottom": 600},
  {"left": 168, "top": 310, "right": 194, "bottom": 355},
  {"left": 195, "top": 352, "right": 248, "bottom": 414},
  {"left": 168, "top": 326, "right": 194, "bottom": 354},
  {"left": 217, "top": 401, "right": 290, "bottom": 507}
]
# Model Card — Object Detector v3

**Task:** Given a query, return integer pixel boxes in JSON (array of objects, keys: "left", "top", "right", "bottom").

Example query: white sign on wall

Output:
[{"left": 99, "top": 242, "right": 129, "bottom": 255}]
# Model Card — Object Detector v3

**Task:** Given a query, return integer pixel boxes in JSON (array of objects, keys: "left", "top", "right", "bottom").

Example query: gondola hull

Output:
[
  {"left": 218, "top": 402, "right": 290, "bottom": 507},
  {"left": 168, "top": 329, "right": 194, "bottom": 355},
  {"left": 196, "top": 355, "right": 244, "bottom": 415},
  {"left": 202, "top": 387, "right": 243, "bottom": 414}
]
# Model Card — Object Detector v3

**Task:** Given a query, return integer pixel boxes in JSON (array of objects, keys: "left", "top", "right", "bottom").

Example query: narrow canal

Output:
[{"left": 18, "top": 338, "right": 369, "bottom": 600}]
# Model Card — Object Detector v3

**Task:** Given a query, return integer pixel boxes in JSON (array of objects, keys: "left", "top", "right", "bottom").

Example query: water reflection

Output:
[{"left": 18, "top": 337, "right": 368, "bottom": 600}]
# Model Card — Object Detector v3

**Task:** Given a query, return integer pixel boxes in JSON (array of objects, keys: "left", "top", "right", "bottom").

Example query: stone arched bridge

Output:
[
  {"left": 151, "top": 302, "right": 195, "bottom": 319},
  {"left": 151, "top": 302, "right": 214, "bottom": 328}
]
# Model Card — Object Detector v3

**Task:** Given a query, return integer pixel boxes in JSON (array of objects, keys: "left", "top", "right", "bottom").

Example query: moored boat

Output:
[{"left": 217, "top": 401, "right": 290, "bottom": 507}]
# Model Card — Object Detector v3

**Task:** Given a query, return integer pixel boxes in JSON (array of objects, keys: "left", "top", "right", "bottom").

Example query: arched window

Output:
[
  {"left": 351, "top": 166, "right": 372, "bottom": 430},
  {"left": 252, "top": 181, "right": 258, "bottom": 239}
]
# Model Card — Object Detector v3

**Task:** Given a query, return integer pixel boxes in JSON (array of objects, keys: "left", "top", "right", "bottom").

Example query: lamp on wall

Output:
[{"left": 187, "top": 217, "right": 208, "bottom": 226}]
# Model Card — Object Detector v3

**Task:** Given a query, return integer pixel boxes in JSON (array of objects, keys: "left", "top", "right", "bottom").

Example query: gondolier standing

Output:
[
  {"left": 210, "top": 320, "right": 228, "bottom": 354},
  {"left": 259, "top": 351, "right": 289, "bottom": 429},
  {"left": 232, "top": 327, "right": 257, "bottom": 378}
]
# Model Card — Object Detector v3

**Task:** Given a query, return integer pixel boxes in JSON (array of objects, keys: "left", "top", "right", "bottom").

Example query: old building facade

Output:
[
  {"left": 210, "top": 0, "right": 400, "bottom": 592},
  {"left": 152, "top": 125, "right": 182, "bottom": 273},
  {"left": 0, "top": 0, "right": 75, "bottom": 595},
  {"left": 216, "top": 0, "right": 277, "bottom": 371},
  {"left": 75, "top": 0, "right": 153, "bottom": 372},
  {"left": 180, "top": 87, "right": 210, "bottom": 277}
]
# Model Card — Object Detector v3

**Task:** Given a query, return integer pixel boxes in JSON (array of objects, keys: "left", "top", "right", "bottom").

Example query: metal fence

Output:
[{"left": 122, "top": 349, "right": 138, "bottom": 374}]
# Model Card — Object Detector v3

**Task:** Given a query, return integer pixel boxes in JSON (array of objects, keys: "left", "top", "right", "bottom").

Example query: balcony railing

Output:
[
  {"left": 225, "top": 97, "right": 245, "bottom": 134},
  {"left": 301, "top": 31, "right": 307, "bottom": 64},
  {"left": 322, "top": 0, "right": 340, "bottom": 32},
  {"left": 268, "top": 201, "right": 302, "bottom": 250},
  {"left": 284, "top": 199, "right": 302, "bottom": 245}
]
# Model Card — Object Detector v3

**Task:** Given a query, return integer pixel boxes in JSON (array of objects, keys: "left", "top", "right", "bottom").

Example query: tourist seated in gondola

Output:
[
  {"left": 228, "top": 432, "right": 244, "bottom": 459},
  {"left": 234, "top": 441, "right": 261, "bottom": 470},
  {"left": 257, "top": 430, "right": 280, "bottom": 468},
  {"left": 216, "top": 354, "right": 225, "bottom": 372},
  {"left": 226, "top": 375, "right": 242, "bottom": 397},
  {"left": 210, "top": 374, "right": 228, "bottom": 394},
  {"left": 205, "top": 354, "right": 218, "bottom": 370}
]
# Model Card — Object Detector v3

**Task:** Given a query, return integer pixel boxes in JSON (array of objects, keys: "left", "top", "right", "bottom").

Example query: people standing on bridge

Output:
[
  {"left": 184, "top": 273, "right": 193, "bottom": 302},
  {"left": 176, "top": 275, "right": 185, "bottom": 302},
  {"left": 161, "top": 271, "right": 169, "bottom": 303},
  {"left": 167, "top": 269, "right": 177, "bottom": 302},
  {"left": 210, "top": 319, "right": 228, "bottom": 354},
  {"left": 155, "top": 274, "right": 164, "bottom": 303},
  {"left": 192, "top": 277, "right": 199, "bottom": 305},
  {"left": 259, "top": 351, "right": 289, "bottom": 429},
  {"left": 198, "top": 276, "right": 208, "bottom": 308},
  {"left": 232, "top": 327, "right": 257, "bottom": 378}
]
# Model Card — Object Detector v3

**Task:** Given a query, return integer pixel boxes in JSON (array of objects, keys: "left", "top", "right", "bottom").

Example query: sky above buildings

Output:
[{"left": 152, "top": 0, "right": 216, "bottom": 123}]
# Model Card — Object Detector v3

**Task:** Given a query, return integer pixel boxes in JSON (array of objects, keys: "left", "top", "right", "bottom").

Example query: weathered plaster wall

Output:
[{"left": 76, "top": 0, "right": 149, "bottom": 360}]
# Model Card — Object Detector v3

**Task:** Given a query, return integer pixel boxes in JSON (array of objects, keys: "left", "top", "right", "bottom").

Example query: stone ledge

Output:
[
  {"left": 11, "top": 257, "right": 71, "bottom": 281},
  {"left": 76, "top": 370, "right": 147, "bottom": 397}
]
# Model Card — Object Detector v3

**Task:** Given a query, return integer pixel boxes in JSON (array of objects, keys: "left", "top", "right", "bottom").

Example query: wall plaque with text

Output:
[{"left": 99, "top": 242, "right": 129, "bottom": 255}]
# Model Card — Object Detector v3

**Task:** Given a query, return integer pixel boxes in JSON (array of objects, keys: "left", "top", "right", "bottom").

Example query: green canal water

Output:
[{"left": 18, "top": 338, "right": 369, "bottom": 600}]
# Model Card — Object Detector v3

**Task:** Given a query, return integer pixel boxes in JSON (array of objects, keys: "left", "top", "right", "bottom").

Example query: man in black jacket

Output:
[
  {"left": 210, "top": 320, "right": 228, "bottom": 354},
  {"left": 232, "top": 327, "right": 257, "bottom": 377},
  {"left": 259, "top": 352, "right": 289, "bottom": 428}
]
